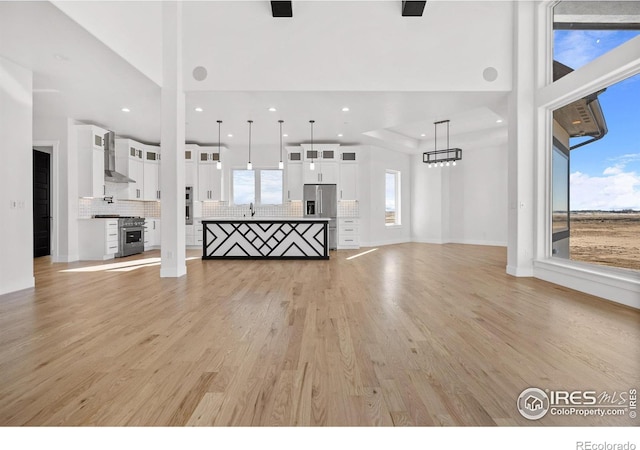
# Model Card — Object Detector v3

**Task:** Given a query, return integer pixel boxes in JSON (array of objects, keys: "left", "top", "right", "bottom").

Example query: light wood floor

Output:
[{"left": 0, "top": 244, "right": 638, "bottom": 426}]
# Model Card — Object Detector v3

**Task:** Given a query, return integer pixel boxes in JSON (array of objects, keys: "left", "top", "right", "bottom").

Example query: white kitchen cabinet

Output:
[
  {"left": 302, "top": 143, "right": 339, "bottom": 162},
  {"left": 144, "top": 219, "right": 161, "bottom": 250},
  {"left": 303, "top": 161, "right": 339, "bottom": 184},
  {"left": 185, "top": 144, "right": 198, "bottom": 192},
  {"left": 115, "top": 139, "right": 144, "bottom": 200},
  {"left": 338, "top": 218, "right": 360, "bottom": 249},
  {"left": 197, "top": 148, "right": 223, "bottom": 201},
  {"left": 77, "top": 124, "right": 107, "bottom": 198},
  {"left": 143, "top": 145, "right": 161, "bottom": 201},
  {"left": 286, "top": 162, "right": 302, "bottom": 201},
  {"left": 339, "top": 162, "right": 358, "bottom": 200},
  {"left": 78, "top": 219, "right": 119, "bottom": 260},
  {"left": 185, "top": 221, "right": 202, "bottom": 247}
]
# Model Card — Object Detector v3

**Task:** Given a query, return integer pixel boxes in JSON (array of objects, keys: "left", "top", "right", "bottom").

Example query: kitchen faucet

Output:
[{"left": 249, "top": 202, "right": 255, "bottom": 217}]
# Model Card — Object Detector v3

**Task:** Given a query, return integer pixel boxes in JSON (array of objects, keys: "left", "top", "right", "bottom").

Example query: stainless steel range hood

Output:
[{"left": 104, "top": 131, "right": 135, "bottom": 183}]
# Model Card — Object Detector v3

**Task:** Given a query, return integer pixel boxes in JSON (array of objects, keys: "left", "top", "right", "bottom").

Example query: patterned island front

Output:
[{"left": 202, "top": 218, "right": 330, "bottom": 260}]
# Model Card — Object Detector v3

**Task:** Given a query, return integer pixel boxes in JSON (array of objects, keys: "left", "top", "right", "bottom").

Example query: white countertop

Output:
[{"left": 202, "top": 217, "right": 330, "bottom": 222}]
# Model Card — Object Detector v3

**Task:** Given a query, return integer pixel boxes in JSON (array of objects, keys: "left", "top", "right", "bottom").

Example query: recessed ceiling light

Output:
[
  {"left": 496, "top": 119, "right": 503, "bottom": 123},
  {"left": 121, "top": 107, "right": 130, "bottom": 113},
  {"left": 268, "top": 107, "right": 277, "bottom": 112},
  {"left": 338, "top": 133, "right": 343, "bottom": 137},
  {"left": 572, "top": 120, "right": 582, "bottom": 125},
  {"left": 420, "top": 133, "right": 426, "bottom": 137},
  {"left": 227, "top": 134, "right": 233, "bottom": 138},
  {"left": 341, "top": 107, "right": 350, "bottom": 112},
  {"left": 194, "top": 107, "right": 203, "bottom": 112},
  {"left": 283, "top": 134, "right": 288, "bottom": 137}
]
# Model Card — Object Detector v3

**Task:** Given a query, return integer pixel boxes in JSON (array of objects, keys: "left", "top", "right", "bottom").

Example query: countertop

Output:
[{"left": 201, "top": 217, "right": 330, "bottom": 222}]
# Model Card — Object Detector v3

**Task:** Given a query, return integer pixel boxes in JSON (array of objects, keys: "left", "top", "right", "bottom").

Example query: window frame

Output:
[{"left": 231, "top": 167, "right": 283, "bottom": 206}]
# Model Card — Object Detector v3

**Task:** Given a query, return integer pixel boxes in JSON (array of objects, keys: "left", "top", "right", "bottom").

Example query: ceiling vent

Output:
[
  {"left": 402, "top": 1, "right": 427, "bottom": 17},
  {"left": 271, "top": 1, "right": 293, "bottom": 18}
]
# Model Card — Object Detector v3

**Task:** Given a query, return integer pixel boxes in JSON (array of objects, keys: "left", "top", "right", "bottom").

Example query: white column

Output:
[
  {"left": 160, "top": 1, "right": 186, "bottom": 278},
  {"left": 506, "top": 1, "right": 536, "bottom": 277}
]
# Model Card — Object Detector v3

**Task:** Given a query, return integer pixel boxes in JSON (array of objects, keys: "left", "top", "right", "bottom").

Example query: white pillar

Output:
[
  {"left": 506, "top": 1, "right": 536, "bottom": 277},
  {"left": 160, "top": 1, "right": 186, "bottom": 278}
]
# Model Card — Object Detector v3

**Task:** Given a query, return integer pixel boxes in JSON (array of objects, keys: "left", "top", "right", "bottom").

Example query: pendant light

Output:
[
  {"left": 247, "top": 120, "right": 253, "bottom": 170},
  {"left": 309, "top": 120, "right": 315, "bottom": 171},
  {"left": 278, "top": 120, "right": 284, "bottom": 170},
  {"left": 216, "top": 120, "right": 222, "bottom": 170}
]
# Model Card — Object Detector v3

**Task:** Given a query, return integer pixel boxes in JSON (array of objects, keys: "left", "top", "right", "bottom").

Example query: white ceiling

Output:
[{"left": 0, "top": 1, "right": 513, "bottom": 152}]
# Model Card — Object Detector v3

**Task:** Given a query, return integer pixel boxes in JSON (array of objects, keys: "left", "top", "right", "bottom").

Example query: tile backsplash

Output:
[
  {"left": 79, "top": 183, "right": 160, "bottom": 218},
  {"left": 201, "top": 201, "right": 303, "bottom": 218},
  {"left": 79, "top": 197, "right": 358, "bottom": 220}
]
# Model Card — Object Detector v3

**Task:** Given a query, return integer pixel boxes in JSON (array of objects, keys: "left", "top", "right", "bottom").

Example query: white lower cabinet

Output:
[
  {"left": 78, "top": 219, "right": 119, "bottom": 260},
  {"left": 144, "top": 219, "right": 161, "bottom": 250},
  {"left": 186, "top": 221, "right": 203, "bottom": 247},
  {"left": 338, "top": 218, "right": 360, "bottom": 249}
]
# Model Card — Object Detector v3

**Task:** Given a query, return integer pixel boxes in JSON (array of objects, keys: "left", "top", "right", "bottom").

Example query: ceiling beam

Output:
[
  {"left": 271, "top": 1, "right": 292, "bottom": 18},
  {"left": 402, "top": 1, "right": 427, "bottom": 17}
]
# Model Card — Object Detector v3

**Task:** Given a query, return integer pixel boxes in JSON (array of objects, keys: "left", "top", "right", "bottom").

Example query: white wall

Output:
[
  {"left": 358, "top": 145, "right": 412, "bottom": 247},
  {"left": 33, "top": 116, "right": 80, "bottom": 262},
  {"left": 411, "top": 128, "right": 508, "bottom": 247},
  {"left": 0, "top": 56, "right": 34, "bottom": 295}
]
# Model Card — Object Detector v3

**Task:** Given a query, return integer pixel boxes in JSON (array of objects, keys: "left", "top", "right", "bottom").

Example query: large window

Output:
[
  {"left": 385, "top": 170, "right": 401, "bottom": 226},
  {"left": 232, "top": 169, "right": 283, "bottom": 206},
  {"left": 551, "top": 73, "right": 640, "bottom": 271},
  {"left": 553, "top": 2, "right": 640, "bottom": 72}
]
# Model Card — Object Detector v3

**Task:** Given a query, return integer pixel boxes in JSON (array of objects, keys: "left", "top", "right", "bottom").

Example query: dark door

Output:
[{"left": 33, "top": 150, "right": 51, "bottom": 257}]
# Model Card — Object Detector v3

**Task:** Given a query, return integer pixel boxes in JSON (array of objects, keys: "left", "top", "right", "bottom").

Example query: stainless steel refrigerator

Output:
[{"left": 303, "top": 184, "right": 337, "bottom": 250}]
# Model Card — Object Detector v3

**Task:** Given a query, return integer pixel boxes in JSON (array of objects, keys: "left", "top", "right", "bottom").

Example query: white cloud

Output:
[
  {"left": 603, "top": 165, "right": 623, "bottom": 175},
  {"left": 570, "top": 170, "right": 640, "bottom": 210}
]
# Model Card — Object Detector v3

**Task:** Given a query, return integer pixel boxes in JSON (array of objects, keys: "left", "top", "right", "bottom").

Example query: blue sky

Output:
[{"left": 554, "top": 30, "right": 640, "bottom": 210}]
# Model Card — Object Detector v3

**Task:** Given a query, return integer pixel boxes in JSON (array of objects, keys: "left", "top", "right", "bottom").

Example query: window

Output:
[
  {"left": 551, "top": 72, "right": 640, "bottom": 271},
  {"left": 232, "top": 169, "right": 283, "bottom": 206},
  {"left": 553, "top": 2, "right": 640, "bottom": 72},
  {"left": 385, "top": 170, "right": 401, "bottom": 226}
]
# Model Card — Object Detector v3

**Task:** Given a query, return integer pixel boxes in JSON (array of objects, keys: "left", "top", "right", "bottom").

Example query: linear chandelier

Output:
[{"left": 423, "top": 119, "right": 462, "bottom": 168}]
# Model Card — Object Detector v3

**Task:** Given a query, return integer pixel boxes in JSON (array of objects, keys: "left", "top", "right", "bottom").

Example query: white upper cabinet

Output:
[
  {"left": 143, "top": 145, "right": 161, "bottom": 201},
  {"left": 301, "top": 143, "right": 339, "bottom": 162},
  {"left": 303, "top": 161, "right": 339, "bottom": 184},
  {"left": 339, "top": 163, "right": 358, "bottom": 200},
  {"left": 339, "top": 149, "right": 359, "bottom": 200},
  {"left": 185, "top": 144, "right": 198, "bottom": 193},
  {"left": 77, "top": 124, "right": 108, "bottom": 198},
  {"left": 115, "top": 139, "right": 144, "bottom": 200},
  {"left": 285, "top": 146, "right": 303, "bottom": 201},
  {"left": 197, "top": 147, "right": 224, "bottom": 201}
]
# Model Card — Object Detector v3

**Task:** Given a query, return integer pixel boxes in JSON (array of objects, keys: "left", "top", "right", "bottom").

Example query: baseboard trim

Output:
[
  {"left": 0, "top": 276, "right": 35, "bottom": 296},
  {"left": 534, "top": 259, "right": 640, "bottom": 310},
  {"left": 506, "top": 264, "right": 534, "bottom": 277},
  {"left": 160, "top": 265, "right": 187, "bottom": 278}
]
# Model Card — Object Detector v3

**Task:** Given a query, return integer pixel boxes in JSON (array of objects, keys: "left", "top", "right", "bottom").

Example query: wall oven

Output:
[{"left": 186, "top": 186, "right": 193, "bottom": 225}]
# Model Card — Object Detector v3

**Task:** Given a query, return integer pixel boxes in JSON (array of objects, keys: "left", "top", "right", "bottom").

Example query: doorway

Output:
[{"left": 33, "top": 149, "right": 51, "bottom": 257}]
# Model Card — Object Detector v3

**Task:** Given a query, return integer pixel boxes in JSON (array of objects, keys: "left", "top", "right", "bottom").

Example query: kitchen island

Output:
[{"left": 202, "top": 218, "right": 330, "bottom": 260}]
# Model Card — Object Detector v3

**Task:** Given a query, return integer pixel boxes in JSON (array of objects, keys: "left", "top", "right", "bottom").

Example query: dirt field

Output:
[{"left": 570, "top": 212, "right": 640, "bottom": 271}]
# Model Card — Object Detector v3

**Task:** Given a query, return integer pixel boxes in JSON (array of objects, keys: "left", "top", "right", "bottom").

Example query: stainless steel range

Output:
[{"left": 115, "top": 216, "right": 145, "bottom": 257}]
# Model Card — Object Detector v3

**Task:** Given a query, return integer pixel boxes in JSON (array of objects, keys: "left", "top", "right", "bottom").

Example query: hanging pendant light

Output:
[
  {"left": 247, "top": 120, "right": 253, "bottom": 170},
  {"left": 216, "top": 120, "right": 222, "bottom": 170},
  {"left": 309, "top": 120, "right": 315, "bottom": 171},
  {"left": 278, "top": 120, "right": 284, "bottom": 170}
]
